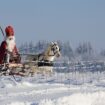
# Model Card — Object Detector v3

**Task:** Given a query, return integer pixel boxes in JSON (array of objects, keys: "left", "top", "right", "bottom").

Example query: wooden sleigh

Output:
[{"left": 0, "top": 61, "right": 54, "bottom": 77}]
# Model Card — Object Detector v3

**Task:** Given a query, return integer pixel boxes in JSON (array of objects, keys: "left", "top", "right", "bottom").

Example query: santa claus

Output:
[{"left": 0, "top": 25, "right": 21, "bottom": 64}]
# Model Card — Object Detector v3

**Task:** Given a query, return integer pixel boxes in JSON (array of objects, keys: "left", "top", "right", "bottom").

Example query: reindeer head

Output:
[{"left": 50, "top": 42, "right": 61, "bottom": 58}]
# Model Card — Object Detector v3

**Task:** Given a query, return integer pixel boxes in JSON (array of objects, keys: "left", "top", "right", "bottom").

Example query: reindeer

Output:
[{"left": 25, "top": 42, "right": 61, "bottom": 74}]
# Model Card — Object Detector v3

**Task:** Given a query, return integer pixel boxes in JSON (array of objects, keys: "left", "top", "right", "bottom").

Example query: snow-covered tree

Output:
[{"left": 75, "top": 42, "right": 94, "bottom": 61}]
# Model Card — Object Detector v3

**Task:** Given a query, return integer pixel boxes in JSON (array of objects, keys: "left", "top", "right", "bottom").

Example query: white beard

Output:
[{"left": 6, "top": 36, "right": 16, "bottom": 52}]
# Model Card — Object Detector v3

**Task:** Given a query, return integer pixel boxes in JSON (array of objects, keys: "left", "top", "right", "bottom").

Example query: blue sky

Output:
[{"left": 0, "top": 0, "right": 105, "bottom": 51}]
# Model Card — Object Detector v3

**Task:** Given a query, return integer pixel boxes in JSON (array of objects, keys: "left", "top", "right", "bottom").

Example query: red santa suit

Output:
[{"left": 0, "top": 26, "right": 20, "bottom": 64}]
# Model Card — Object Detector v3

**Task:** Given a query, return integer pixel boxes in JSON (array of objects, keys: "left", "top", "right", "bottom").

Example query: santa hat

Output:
[{"left": 5, "top": 26, "right": 14, "bottom": 37}]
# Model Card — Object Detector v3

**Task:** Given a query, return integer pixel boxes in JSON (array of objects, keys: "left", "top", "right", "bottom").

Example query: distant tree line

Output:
[{"left": 19, "top": 40, "right": 105, "bottom": 61}]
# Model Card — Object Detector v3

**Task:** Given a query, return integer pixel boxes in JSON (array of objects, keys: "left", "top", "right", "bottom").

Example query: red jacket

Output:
[{"left": 0, "top": 41, "right": 19, "bottom": 64}]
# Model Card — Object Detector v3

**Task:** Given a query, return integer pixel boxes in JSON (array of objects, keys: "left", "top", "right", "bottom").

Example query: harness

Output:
[{"left": 38, "top": 60, "right": 53, "bottom": 67}]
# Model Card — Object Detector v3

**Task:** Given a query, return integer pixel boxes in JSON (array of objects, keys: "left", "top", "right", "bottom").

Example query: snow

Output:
[{"left": 0, "top": 71, "right": 105, "bottom": 105}]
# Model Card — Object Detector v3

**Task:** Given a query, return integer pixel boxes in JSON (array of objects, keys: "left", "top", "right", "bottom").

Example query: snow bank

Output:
[{"left": 37, "top": 91, "right": 105, "bottom": 105}]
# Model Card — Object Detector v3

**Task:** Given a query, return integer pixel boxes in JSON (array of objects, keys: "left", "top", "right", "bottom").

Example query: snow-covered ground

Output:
[{"left": 0, "top": 71, "right": 105, "bottom": 105}]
